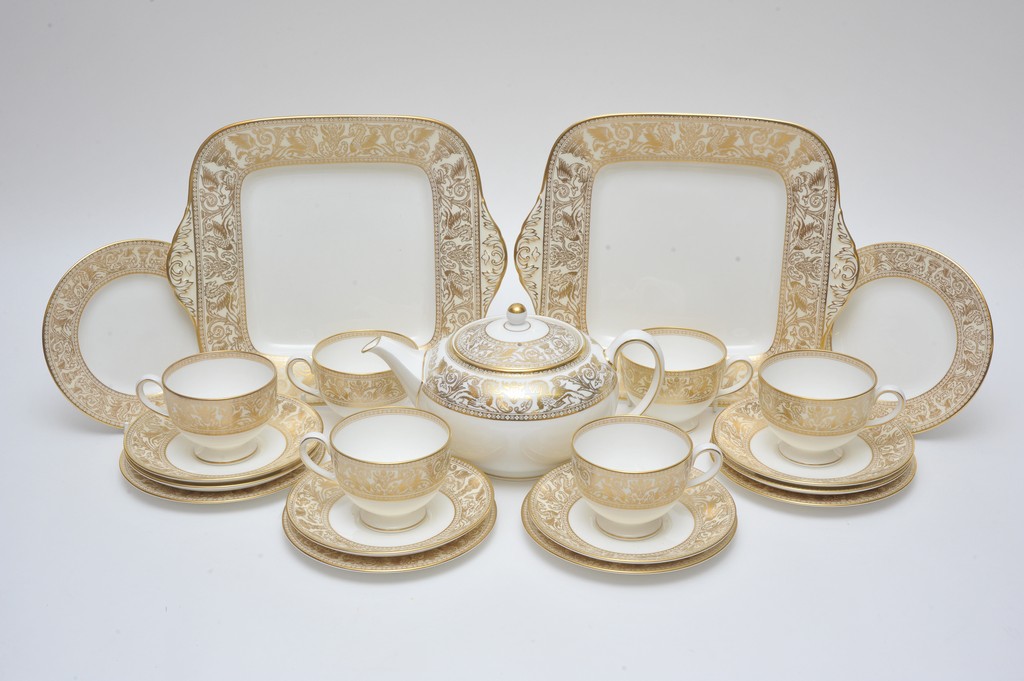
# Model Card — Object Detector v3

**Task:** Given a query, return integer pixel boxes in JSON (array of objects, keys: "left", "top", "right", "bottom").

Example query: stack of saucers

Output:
[
  {"left": 713, "top": 398, "right": 916, "bottom": 506},
  {"left": 522, "top": 461, "right": 738, "bottom": 575},
  {"left": 282, "top": 459, "right": 495, "bottom": 573},
  {"left": 120, "top": 396, "right": 324, "bottom": 504}
]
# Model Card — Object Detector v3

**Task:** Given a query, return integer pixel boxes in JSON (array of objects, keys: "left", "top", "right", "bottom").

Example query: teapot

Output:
[{"left": 363, "top": 303, "right": 664, "bottom": 479}]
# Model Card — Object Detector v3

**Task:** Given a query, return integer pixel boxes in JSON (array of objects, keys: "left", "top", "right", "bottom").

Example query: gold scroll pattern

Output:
[
  {"left": 168, "top": 117, "right": 506, "bottom": 351},
  {"left": 514, "top": 115, "right": 858, "bottom": 354}
]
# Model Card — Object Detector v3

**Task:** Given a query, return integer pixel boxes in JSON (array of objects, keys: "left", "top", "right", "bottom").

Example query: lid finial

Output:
[{"left": 506, "top": 303, "right": 529, "bottom": 329}]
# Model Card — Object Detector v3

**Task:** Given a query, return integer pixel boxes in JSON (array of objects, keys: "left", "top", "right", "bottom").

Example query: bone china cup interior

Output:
[
  {"left": 299, "top": 407, "right": 451, "bottom": 532},
  {"left": 757, "top": 350, "right": 906, "bottom": 465},
  {"left": 286, "top": 331, "right": 418, "bottom": 416},
  {"left": 571, "top": 416, "right": 723, "bottom": 540},
  {"left": 619, "top": 328, "right": 753, "bottom": 430},
  {"left": 135, "top": 351, "right": 277, "bottom": 463}
]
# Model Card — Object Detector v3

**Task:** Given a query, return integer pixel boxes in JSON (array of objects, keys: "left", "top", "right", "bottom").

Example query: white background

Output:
[{"left": 2, "top": 1, "right": 1021, "bottom": 679}]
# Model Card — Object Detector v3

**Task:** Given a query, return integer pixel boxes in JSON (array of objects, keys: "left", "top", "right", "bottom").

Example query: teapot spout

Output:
[{"left": 362, "top": 336, "right": 424, "bottom": 403}]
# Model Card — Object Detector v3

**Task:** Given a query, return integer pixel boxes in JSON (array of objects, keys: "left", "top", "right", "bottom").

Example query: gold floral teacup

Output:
[
  {"left": 299, "top": 407, "right": 451, "bottom": 532},
  {"left": 136, "top": 351, "right": 277, "bottom": 464},
  {"left": 619, "top": 328, "right": 753, "bottom": 430},
  {"left": 287, "top": 331, "right": 418, "bottom": 416},
  {"left": 571, "top": 416, "right": 723, "bottom": 540},
  {"left": 758, "top": 350, "right": 906, "bottom": 466}
]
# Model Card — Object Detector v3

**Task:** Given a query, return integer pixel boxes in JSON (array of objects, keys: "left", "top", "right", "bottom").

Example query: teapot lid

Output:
[{"left": 449, "top": 303, "right": 588, "bottom": 373}]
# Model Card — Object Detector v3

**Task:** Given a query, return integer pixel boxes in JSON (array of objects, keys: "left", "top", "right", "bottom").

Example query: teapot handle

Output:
[{"left": 606, "top": 330, "right": 665, "bottom": 417}]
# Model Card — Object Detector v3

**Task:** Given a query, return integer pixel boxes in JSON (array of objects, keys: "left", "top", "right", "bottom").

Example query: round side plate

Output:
[
  {"left": 828, "top": 242, "right": 993, "bottom": 433},
  {"left": 43, "top": 240, "right": 198, "bottom": 428}
]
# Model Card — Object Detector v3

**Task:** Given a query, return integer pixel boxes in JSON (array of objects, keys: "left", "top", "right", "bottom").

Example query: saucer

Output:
[
  {"left": 124, "top": 396, "right": 322, "bottom": 486},
  {"left": 722, "top": 457, "right": 917, "bottom": 507},
  {"left": 120, "top": 451, "right": 314, "bottom": 504},
  {"left": 286, "top": 458, "right": 494, "bottom": 557},
  {"left": 122, "top": 454, "right": 299, "bottom": 492},
  {"left": 283, "top": 503, "right": 497, "bottom": 573},
  {"left": 526, "top": 463, "right": 736, "bottom": 565},
  {"left": 729, "top": 458, "right": 914, "bottom": 496},
  {"left": 521, "top": 496, "right": 736, "bottom": 574},
  {"left": 713, "top": 398, "right": 915, "bottom": 488}
]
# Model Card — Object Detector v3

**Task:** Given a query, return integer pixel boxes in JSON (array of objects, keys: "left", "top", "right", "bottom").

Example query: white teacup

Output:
[
  {"left": 758, "top": 350, "right": 906, "bottom": 466},
  {"left": 136, "top": 351, "right": 277, "bottom": 464},
  {"left": 299, "top": 408, "right": 451, "bottom": 532},
  {"left": 287, "top": 330, "right": 417, "bottom": 416},
  {"left": 620, "top": 328, "right": 753, "bottom": 430},
  {"left": 571, "top": 416, "right": 723, "bottom": 540}
]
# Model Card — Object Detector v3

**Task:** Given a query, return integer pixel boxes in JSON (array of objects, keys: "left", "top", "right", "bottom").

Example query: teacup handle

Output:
[
  {"left": 299, "top": 432, "right": 335, "bottom": 480},
  {"left": 607, "top": 330, "right": 665, "bottom": 416},
  {"left": 865, "top": 385, "right": 906, "bottom": 428},
  {"left": 135, "top": 375, "right": 169, "bottom": 417},
  {"left": 286, "top": 357, "right": 321, "bottom": 398},
  {"left": 718, "top": 358, "right": 754, "bottom": 396},
  {"left": 687, "top": 443, "right": 724, "bottom": 488}
]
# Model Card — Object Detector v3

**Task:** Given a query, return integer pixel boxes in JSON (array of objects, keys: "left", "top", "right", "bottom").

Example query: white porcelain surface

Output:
[
  {"left": 572, "top": 418, "right": 722, "bottom": 538},
  {"left": 574, "top": 421, "right": 686, "bottom": 471},
  {"left": 749, "top": 428, "right": 872, "bottom": 478},
  {"left": 77, "top": 273, "right": 197, "bottom": 394},
  {"left": 567, "top": 498, "right": 696, "bottom": 554},
  {"left": 316, "top": 335, "right": 398, "bottom": 374},
  {"left": 241, "top": 163, "right": 436, "bottom": 355},
  {"left": 365, "top": 308, "right": 665, "bottom": 479},
  {"left": 164, "top": 357, "right": 275, "bottom": 399},
  {"left": 328, "top": 492, "right": 455, "bottom": 549},
  {"left": 830, "top": 276, "right": 957, "bottom": 399},
  {"left": 330, "top": 412, "right": 448, "bottom": 463},
  {"left": 759, "top": 355, "right": 874, "bottom": 399},
  {"left": 587, "top": 162, "right": 787, "bottom": 355},
  {"left": 164, "top": 425, "right": 286, "bottom": 476}
]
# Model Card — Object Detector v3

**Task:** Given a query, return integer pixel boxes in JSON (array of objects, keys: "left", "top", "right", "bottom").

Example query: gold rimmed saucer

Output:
[
  {"left": 713, "top": 398, "right": 915, "bottom": 489},
  {"left": 521, "top": 496, "right": 737, "bottom": 575},
  {"left": 119, "top": 451, "right": 315, "bottom": 504},
  {"left": 286, "top": 458, "right": 494, "bottom": 557},
  {"left": 525, "top": 463, "right": 737, "bottom": 566},
  {"left": 122, "top": 454, "right": 300, "bottom": 492},
  {"left": 728, "top": 457, "right": 914, "bottom": 496},
  {"left": 124, "top": 396, "right": 322, "bottom": 486},
  {"left": 722, "top": 458, "right": 917, "bottom": 507},
  {"left": 282, "top": 503, "right": 497, "bottom": 573}
]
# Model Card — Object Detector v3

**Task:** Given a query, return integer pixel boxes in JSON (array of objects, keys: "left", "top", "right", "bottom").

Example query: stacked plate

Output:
[
  {"left": 120, "top": 396, "right": 324, "bottom": 503},
  {"left": 282, "top": 459, "right": 496, "bottom": 573},
  {"left": 522, "top": 463, "right": 737, "bottom": 574},
  {"left": 713, "top": 399, "right": 917, "bottom": 506}
]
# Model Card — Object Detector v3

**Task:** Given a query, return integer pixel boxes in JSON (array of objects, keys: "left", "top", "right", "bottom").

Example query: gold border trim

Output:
[
  {"left": 722, "top": 457, "right": 916, "bottom": 507},
  {"left": 283, "top": 502, "right": 496, "bottom": 573},
  {"left": 825, "top": 242, "right": 994, "bottom": 434},
  {"left": 43, "top": 239, "right": 197, "bottom": 428}
]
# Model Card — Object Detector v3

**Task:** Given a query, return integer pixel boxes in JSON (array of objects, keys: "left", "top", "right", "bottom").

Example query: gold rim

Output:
[
  {"left": 711, "top": 398, "right": 914, "bottom": 488},
  {"left": 628, "top": 327, "right": 727, "bottom": 372},
  {"left": 167, "top": 114, "right": 507, "bottom": 354},
  {"left": 724, "top": 460, "right": 910, "bottom": 495},
  {"left": 512, "top": 112, "right": 856, "bottom": 359},
  {"left": 825, "top": 242, "right": 993, "bottom": 434},
  {"left": 123, "top": 395, "right": 323, "bottom": 485},
  {"left": 527, "top": 462, "right": 736, "bottom": 565},
  {"left": 42, "top": 239, "right": 194, "bottom": 428},
  {"left": 521, "top": 493, "right": 737, "bottom": 575},
  {"left": 286, "top": 458, "right": 494, "bottom": 556},
  {"left": 758, "top": 349, "right": 878, "bottom": 403},
  {"left": 122, "top": 454, "right": 300, "bottom": 492},
  {"left": 571, "top": 416, "right": 693, "bottom": 475},
  {"left": 160, "top": 351, "right": 277, "bottom": 402},
  {"left": 119, "top": 450, "right": 316, "bottom": 504},
  {"left": 327, "top": 407, "right": 451, "bottom": 466},
  {"left": 282, "top": 503, "right": 497, "bottom": 573},
  {"left": 721, "top": 457, "right": 916, "bottom": 507},
  {"left": 311, "top": 330, "right": 419, "bottom": 379}
]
